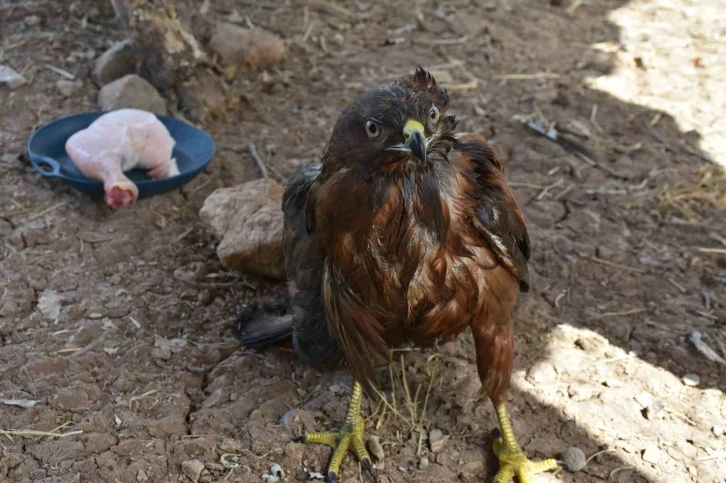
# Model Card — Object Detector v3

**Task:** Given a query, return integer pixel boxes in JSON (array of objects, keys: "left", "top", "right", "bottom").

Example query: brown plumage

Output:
[
  {"left": 237, "top": 67, "right": 580, "bottom": 483},
  {"left": 289, "top": 68, "right": 528, "bottom": 404}
]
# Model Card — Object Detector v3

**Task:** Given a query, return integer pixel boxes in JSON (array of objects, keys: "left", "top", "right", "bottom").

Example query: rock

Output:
[
  {"left": 633, "top": 391, "right": 653, "bottom": 408},
  {"left": 0, "top": 65, "right": 28, "bottom": 89},
  {"left": 0, "top": 300, "right": 20, "bottom": 317},
  {"left": 418, "top": 456, "right": 430, "bottom": 470},
  {"left": 208, "top": 23, "right": 286, "bottom": 71},
  {"left": 152, "top": 336, "right": 187, "bottom": 360},
  {"left": 148, "top": 413, "right": 187, "bottom": 438},
  {"left": 57, "top": 79, "right": 82, "bottom": 97},
  {"left": 713, "top": 425, "right": 724, "bottom": 437},
  {"left": 137, "top": 469, "right": 149, "bottom": 482},
  {"left": 560, "top": 447, "right": 586, "bottom": 472},
  {"left": 368, "top": 436, "right": 385, "bottom": 461},
  {"left": 205, "top": 462, "right": 225, "bottom": 472},
  {"left": 38, "top": 289, "right": 63, "bottom": 320},
  {"left": 642, "top": 400, "right": 664, "bottom": 420},
  {"left": 641, "top": 446, "right": 666, "bottom": 465},
  {"left": 682, "top": 374, "right": 700, "bottom": 387},
  {"left": 526, "top": 362, "right": 557, "bottom": 385},
  {"left": 199, "top": 179, "right": 285, "bottom": 279},
  {"left": 93, "top": 39, "right": 136, "bottom": 85},
  {"left": 177, "top": 67, "right": 233, "bottom": 122},
  {"left": 98, "top": 74, "right": 166, "bottom": 114},
  {"left": 201, "top": 387, "right": 224, "bottom": 408},
  {"left": 24, "top": 15, "right": 41, "bottom": 26},
  {"left": 568, "top": 384, "right": 597, "bottom": 402},
  {"left": 280, "top": 409, "right": 316, "bottom": 434},
  {"left": 576, "top": 43, "right": 616, "bottom": 72},
  {"left": 182, "top": 459, "right": 205, "bottom": 482},
  {"left": 219, "top": 438, "right": 243, "bottom": 453},
  {"left": 429, "top": 429, "right": 448, "bottom": 453}
]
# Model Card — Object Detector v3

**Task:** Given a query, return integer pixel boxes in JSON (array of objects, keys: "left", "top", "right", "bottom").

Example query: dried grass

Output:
[{"left": 659, "top": 166, "right": 726, "bottom": 220}]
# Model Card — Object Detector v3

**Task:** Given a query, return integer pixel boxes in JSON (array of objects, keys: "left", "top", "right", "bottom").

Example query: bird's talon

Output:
[
  {"left": 362, "top": 458, "right": 378, "bottom": 482},
  {"left": 492, "top": 404, "right": 560, "bottom": 483},
  {"left": 298, "top": 382, "right": 376, "bottom": 482}
]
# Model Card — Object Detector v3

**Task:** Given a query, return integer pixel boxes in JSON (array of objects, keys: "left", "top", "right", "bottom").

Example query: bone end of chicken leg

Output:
[{"left": 104, "top": 181, "right": 138, "bottom": 209}]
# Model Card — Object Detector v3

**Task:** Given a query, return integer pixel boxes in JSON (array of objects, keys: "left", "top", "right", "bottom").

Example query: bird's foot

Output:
[
  {"left": 491, "top": 403, "right": 561, "bottom": 483},
  {"left": 492, "top": 433, "right": 558, "bottom": 483},
  {"left": 294, "top": 382, "right": 376, "bottom": 483}
]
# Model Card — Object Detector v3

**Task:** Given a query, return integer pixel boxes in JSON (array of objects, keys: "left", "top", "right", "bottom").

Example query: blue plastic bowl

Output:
[{"left": 27, "top": 111, "right": 216, "bottom": 200}]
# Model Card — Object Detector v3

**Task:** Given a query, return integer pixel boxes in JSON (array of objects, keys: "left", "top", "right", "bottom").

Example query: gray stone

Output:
[
  {"left": 98, "top": 74, "right": 166, "bottom": 114},
  {"left": 199, "top": 179, "right": 285, "bottom": 279},
  {"left": 0, "top": 65, "right": 28, "bottom": 89},
  {"left": 429, "top": 429, "right": 448, "bottom": 453},
  {"left": 57, "top": 79, "right": 82, "bottom": 97},
  {"left": 368, "top": 436, "right": 385, "bottom": 461},
  {"left": 682, "top": 374, "right": 700, "bottom": 387},
  {"left": 526, "top": 362, "right": 557, "bottom": 385},
  {"left": 641, "top": 446, "right": 666, "bottom": 465},
  {"left": 208, "top": 23, "right": 285, "bottom": 70},
  {"left": 93, "top": 39, "right": 136, "bottom": 85},
  {"left": 181, "top": 459, "right": 205, "bottom": 482}
]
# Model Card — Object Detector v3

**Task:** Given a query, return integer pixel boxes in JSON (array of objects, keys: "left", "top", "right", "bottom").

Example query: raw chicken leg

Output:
[{"left": 65, "top": 109, "right": 179, "bottom": 209}]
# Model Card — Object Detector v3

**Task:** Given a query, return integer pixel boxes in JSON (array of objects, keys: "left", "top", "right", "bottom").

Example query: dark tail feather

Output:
[{"left": 235, "top": 296, "right": 293, "bottom": 350}]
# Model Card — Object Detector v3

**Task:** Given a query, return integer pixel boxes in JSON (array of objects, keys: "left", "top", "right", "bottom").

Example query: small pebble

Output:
[
  {"left": 57, "top": 79, "right": 81, "bottom": 97},
  {"left": 429, "top": 428, "right": 448, "bottom": 453},
  {"left": 181, "top": 459, "right": 205, "bottom": 482},
  {"left": 634, "top": 391, "right": 653, "bottom": 408},
  {"left": 642, "top": 446, "right": 666, "bottom": 465},
  {"left": 418, "top": 456, "right": 430, "bottom": 470},
  {"left": 526, "top": 362, "right": 557, "bottom": 385},
  {"left": 560, "top": 447, "right": 586, "bottom": 472},
  {"left": 24, "top": 15, "right": 41, "bottom": 26},
  {"left": 682, "top": 374, "right": 700, "bottom": 387},
  {"left": 368, "top": 436, "right": 385, "bottom": 461},
  {"left": 643, "top": 400, "right": 665, "bottom": 420},
  {"left": 205, "top": 462, "right": 225, "bottom": 472},
  {"left": 713, "top": 425, "right": 724, "bottom": 437}
]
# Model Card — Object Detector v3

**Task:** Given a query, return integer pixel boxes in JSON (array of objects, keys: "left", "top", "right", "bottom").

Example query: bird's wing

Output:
[
  {"left": 282, "top": 163, "right": 345, "bottom": 367},
  {"left": 455, "top": 133, "right": 531, "bottom": 292}
]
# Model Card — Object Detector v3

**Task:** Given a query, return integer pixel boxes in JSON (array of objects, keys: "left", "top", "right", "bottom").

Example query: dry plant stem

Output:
[
  {"left": 248, "top": 143, "right": 268, "bottom": 179},
  {"left": 0, "top": 429, "right": 83, "bottom": 438}
]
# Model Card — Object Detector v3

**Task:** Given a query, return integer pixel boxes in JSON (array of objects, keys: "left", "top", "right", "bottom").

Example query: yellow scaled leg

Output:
[
  {"left": 295, "top": 381, "right": 377, "bottom": 483},
  {"left": 492, "top": 404, "right": 560, "bottom": 483}
]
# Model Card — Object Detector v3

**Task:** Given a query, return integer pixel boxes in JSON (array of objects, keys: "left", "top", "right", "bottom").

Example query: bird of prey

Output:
[{"left": 237, "top": 67, "right": 583, "bottom": 483}]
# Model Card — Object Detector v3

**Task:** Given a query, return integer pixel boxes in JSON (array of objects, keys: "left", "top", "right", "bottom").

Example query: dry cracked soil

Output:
[{"left": 1, "top": 0, "right": 725, "bottom": 482}]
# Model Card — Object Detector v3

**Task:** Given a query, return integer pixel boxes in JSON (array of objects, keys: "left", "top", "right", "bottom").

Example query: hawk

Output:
[{"left": 238, "top": 67, "right": 584, "bottom": 483}]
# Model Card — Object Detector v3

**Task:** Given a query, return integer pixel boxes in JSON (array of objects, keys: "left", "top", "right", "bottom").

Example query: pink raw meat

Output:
[{"left": 65, "top": 108, "right": 179, "bottom": 209}]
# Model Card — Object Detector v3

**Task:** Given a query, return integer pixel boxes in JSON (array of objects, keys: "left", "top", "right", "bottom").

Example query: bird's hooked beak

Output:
[{"left": 389, "top": 119, "right": 427, "bottom": 163}]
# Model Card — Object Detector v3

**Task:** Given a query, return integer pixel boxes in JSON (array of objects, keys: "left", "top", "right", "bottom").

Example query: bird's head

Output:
[{"left": 324, "top": 67, "right": 456, "bottom": 173}]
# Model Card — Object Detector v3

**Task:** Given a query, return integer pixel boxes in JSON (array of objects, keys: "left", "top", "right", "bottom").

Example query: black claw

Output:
[
  {"left": 490, "top": 427, "right": 502, "bottom": 440},
  {"left": 362, "top": 459, "right": 378, "bottom": 482},
  {"left": 328, "top": 472, "right": 338, "bottom": 483},
  {"left": 293, "top": 435, "right": 307, "bottom": 443}
]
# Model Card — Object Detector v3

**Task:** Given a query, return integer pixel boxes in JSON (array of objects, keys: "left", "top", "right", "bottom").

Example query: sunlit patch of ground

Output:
[{"left": 585, "top": 0, "right": 725, "bottom": 165}]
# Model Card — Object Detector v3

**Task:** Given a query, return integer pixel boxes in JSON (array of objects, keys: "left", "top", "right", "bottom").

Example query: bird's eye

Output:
[
  {"left": 429, "top": 106, "right": 440, "bottom": 123},
  {"left": 365, "top": 120, "right": 381, "bottom": 138}
]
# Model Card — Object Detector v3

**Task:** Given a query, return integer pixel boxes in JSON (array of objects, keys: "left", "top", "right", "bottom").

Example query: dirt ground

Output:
[{"left": 1, "top": 0, "right": 725, "bottom": 482}]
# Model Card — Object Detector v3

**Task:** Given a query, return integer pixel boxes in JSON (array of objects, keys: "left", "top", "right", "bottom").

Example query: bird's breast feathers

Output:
[{"left": 325, "top": 162, "right": 518, "bottom": 343}]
